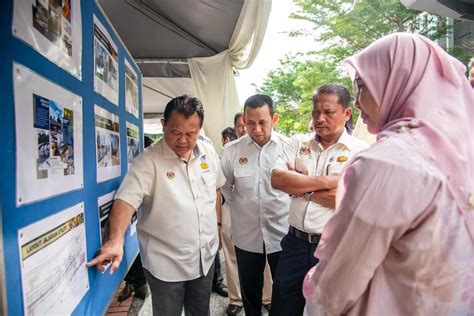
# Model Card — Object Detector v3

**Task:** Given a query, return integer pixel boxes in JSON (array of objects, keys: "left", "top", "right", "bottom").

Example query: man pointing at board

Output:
[{"left": 87, "top": 95, "right": 225, "bottom": 315}]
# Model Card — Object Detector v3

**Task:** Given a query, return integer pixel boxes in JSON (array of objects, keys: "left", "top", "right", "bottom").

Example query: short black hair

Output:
[
  {"left": 243, "top": 94, "right": 274, "bottom": 116},
  {"left": 221, "top": 127, "right": 238, "bottom": 141},
  {"left": 163, "top": 95, "right": 204, "bottom": 127},
  {"left": 234, "top": 112, "right": 244, "bottom": 126},
  {"left": 313, "top": 84, "right": 351, "bottom": 109}
]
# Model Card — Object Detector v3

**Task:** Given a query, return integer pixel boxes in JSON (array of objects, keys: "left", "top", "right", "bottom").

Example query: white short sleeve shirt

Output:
[
  {"left": 115, "top": 138, "right": 225, "bottom": 282},
  {"left": 274, "top": 130, "right": 369, "bottom": 234},
  {"left": 220, "top": 132, "right": 291, "bottom": 254}
]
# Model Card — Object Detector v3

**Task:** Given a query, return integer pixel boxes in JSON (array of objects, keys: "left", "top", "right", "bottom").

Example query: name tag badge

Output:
[
  {"left": 336, "top": 156, "right": 348, "bottom": 162},
  {"left": 299, "top": 146, "right": 310, "bottom": 155},
  {"left": 239, "top": 156, "right": 248, "bottom": 165}
]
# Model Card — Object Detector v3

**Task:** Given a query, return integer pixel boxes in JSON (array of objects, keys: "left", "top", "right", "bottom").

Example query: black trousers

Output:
[
  {"left": 124, "top": 254, "right": 147, "bottom": 287},
  {"left": 212, "top": 251, "right": 224, "bottom": 286},
  {"left": 270, "top": 232, "right": 320, "bottom": 316},
  {"left": 234, "top": 246, "right": 280, "bottom": 316},
  {"left": 143, "top": 261, "right": 215, "bottom": 316}
]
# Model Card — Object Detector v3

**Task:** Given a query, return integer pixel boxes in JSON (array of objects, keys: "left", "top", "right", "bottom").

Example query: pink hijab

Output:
[{"left": 345, "top": 33, "right": 474, "bottom": 240}]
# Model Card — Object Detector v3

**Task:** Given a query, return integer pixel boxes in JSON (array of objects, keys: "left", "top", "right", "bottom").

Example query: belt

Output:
[{"left": 289, "top": 226, "right": 321, "bottom": 244}]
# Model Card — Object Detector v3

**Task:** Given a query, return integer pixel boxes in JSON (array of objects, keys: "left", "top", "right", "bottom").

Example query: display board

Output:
[{"left": 0, "top": 1, "right": 142, "bottom": 315}]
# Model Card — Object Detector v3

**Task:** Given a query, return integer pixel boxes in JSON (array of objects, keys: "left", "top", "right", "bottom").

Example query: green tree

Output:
[{"left": 261, "top": 0, "right": 460, "bottom": 135}]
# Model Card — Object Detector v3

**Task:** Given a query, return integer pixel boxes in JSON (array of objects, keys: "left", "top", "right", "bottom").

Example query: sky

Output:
[{"left": 235, "top": 0, "right": 315, "bottom": 105}]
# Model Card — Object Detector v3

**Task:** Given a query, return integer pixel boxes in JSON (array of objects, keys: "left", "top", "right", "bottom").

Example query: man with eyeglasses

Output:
[{"left": 270, "top": 84, "right": 368, "bottom": 315}]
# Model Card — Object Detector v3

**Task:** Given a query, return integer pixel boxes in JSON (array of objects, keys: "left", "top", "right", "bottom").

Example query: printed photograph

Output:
[
  {"left": 94, "top": 40, "right": 108, "bottom": 82},
  {"left": 97, "top": 130, "right": 111, "bottom": 167},
  {"left": 110, "top": 134, "right": 120, "bottom": 166},
  {"left": 127, "top": 137, "right": 139, "bottom": 163},
  {"left": 107, "top": 57, "right": 118, "bottom": 91}
]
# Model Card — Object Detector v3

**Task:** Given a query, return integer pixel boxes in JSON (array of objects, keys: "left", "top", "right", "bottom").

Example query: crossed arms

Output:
[{"left": 271, "top": 169, "right": 339, "bottom": 209}]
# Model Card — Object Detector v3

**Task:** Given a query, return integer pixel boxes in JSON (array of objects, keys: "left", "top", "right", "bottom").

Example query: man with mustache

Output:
[{"left": 270, "top": 84, "right": 368, "bottom": 315}]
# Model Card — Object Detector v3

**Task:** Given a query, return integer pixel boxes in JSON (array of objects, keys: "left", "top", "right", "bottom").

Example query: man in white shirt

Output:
[
  {"left": 270, "top": 84, "right": 368, "bottom": 315},
  {"left": 87, "top": 95, "right": 225, "bottom": 315},
  {"left": 221, "top": 94, "right": 291, "bottom": 316}
]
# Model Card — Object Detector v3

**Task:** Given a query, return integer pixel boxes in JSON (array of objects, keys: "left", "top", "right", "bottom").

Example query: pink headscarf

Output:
[{"left": 345, "top": 33, "right": 474, "bottom": 240}]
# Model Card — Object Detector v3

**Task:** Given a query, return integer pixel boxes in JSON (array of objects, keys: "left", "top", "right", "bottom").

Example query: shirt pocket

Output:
[
  {"left": 295, "top": 157, "right": 313, "bottom": 175},
  {"left": 233, "top": 167, "right": 254, "bottom": 192}
]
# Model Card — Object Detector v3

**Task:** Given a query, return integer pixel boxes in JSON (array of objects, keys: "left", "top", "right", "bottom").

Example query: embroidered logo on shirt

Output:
[
  {"left": 200, "top": 154, "right": 207, "bottom": 162},
  {"left": 329, "top": 156, "right": 335, "bottom": 163},
  {"left": 239, "top": 157, "right": 248, "bottom": 165},
  {"left": 200, "top": 162, "right": 209, "bottom": 170},
  {"left": 336, "top": 156, "right": 348, "bottom": 162},
  {"left": 299, "top": 146, "right": 310, "bottom": 155},
  {"left": 166, "top": 170, "right": 175, "bottom": 179}
]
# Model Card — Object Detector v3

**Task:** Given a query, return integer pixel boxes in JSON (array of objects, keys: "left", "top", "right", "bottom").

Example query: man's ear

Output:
[
  {"left": 272, "top": 113, "right": 279, "bottom": 125},
  {"left": 161, "top": 118, "right": 166, "bottom": 130},
  {"left": 344, "top": 107, "right": 352, "bottom": 121}
]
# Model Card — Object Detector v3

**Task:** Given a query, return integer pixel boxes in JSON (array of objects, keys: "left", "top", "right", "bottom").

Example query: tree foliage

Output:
[{"left": 261, "top": 0, "right": 460, "bottom": 135}]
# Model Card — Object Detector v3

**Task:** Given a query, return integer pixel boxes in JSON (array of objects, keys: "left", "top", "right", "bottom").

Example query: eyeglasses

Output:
[{"left": 353, "top": 77, "right": 363, "bottom": 102}]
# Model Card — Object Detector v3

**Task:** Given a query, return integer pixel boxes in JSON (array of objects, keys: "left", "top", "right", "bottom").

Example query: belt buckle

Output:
[{"left": 307, "top": 233, "right": 317, "bottom": 244}]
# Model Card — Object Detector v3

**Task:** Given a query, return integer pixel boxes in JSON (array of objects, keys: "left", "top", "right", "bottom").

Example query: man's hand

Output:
[
  {"left": 86, "top": 238, "right": 124, "bottom": 274},
  {"left": 311, "top": 189, "right": 337, "bottom": 209}
]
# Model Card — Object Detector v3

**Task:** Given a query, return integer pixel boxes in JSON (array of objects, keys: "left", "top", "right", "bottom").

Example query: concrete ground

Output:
[{"left": 106, "top": 250, "right": 271, "bottom": 315}]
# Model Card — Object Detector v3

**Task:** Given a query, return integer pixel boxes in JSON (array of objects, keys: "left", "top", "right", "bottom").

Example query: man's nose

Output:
[
  {"left": 315, "top": 114, "right": 326, "bottom": 123},
  {"left": 177, "top": 135, "right": 187, "bottom": 143}
]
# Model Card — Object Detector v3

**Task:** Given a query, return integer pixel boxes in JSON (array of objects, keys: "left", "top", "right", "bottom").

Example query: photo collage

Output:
[
  {"left": 34, "top": 93, "right": 75, "bottom": 179},
  {"left": 32, "top": 0, "right": 72, "bottom": 56}
]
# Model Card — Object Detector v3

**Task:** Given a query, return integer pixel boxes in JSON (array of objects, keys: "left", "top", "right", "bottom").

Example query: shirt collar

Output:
[
  {"left": 315, "top": 128, "right": 356, "bottom": 151},
  {"left": 161, "top": 138, "right": 202, "bottom": 161},
  {"left": 244, "top": 130, "right": 281, "bottom": 148}
]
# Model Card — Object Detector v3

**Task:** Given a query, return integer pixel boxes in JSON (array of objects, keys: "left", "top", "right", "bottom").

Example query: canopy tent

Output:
[{"left": 98, "top": 0, "right": 272, "bottom": 148}]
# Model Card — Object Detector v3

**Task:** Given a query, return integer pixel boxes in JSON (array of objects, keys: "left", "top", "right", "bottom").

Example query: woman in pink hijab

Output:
[{"left": 303, "top": 33, "right": 474, "bottom": 315}]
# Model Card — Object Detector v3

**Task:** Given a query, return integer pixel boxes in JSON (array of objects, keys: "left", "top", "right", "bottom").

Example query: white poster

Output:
[
  {"left": 98, "top": 191, "right": 115, "bottom": 246},
  {"left": 95, "top": 105, "right": 121, "bottom": 182},
  {"left": 125, "top": 59, "right": 139, "bottom": 118},
  {"left": 126, "top": 122, "right": 139, "bottom": 169},
  {"left": 13, "top": 0, "right": 82, "bottom": 79},
  {"left": 18, "top": 203, "right": 89, "bottom": 315},
  {"left": 93, "top": 15, "right": 119, "bottom": 105},
  {"left": 14, "top": 63, "right": 83, "bottom": 206}
]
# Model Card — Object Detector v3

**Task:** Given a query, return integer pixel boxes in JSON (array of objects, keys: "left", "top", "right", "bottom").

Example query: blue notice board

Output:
[{"left": 0, "top": 1, "right": 142, "bottom": 315}]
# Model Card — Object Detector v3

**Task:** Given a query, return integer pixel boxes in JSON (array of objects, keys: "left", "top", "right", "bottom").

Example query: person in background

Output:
[
  {"left": 234, "top": 112, "right": 247, "bottom": 138},
  {"left": 303, "top": 33, "right": 474, "bottom": 315},
  {"left": 219, "top": 127, "right": 244, "bottom": 315},
  {"left": 198, "top": 134, "right": 230, "bottom": 299},
  {"left": 87, "top": 95, "right": 225, "bottom": 315},
  {"left": 221, "top": 95, "right": 291, "bottom": 316},
  {"left": 270, "top": 84, "right": 368, "bottom": 315}
]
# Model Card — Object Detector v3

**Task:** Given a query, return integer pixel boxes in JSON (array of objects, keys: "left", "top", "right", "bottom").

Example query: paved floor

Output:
[{"left": 106, "top": 250, "right": 270, "bottom": 315}]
